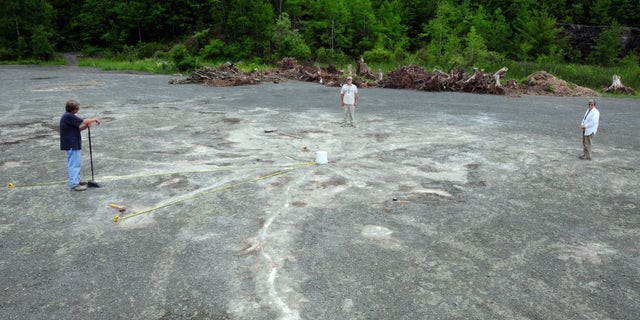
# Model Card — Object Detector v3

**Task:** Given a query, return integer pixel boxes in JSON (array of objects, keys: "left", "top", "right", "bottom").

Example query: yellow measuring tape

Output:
[
  {"left": 113, "top": 161, "right": 316, "bottom": 223},
  {"left": 5, "top": 161, "right": 312, "bottom": 189},
  {"left": 7, "top": 180, "right": 66, "bottom": 188}
]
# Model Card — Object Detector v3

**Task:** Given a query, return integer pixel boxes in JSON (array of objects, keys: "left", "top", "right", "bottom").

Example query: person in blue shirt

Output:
[
  {"left": 579, "top": 99, "right": 600, "bottom": 160},
  {"left": 59, "top": 100, "right": 101, "bottom": 191}
]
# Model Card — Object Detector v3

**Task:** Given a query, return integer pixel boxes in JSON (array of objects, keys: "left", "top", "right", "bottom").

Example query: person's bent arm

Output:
[{"left": 80, "top": 118, "right": 100, "bottom": 131}]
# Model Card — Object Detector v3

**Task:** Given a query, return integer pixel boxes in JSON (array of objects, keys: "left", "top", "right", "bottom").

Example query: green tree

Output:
[
  {"left": 568, "top": 2, "right": 587, "bottom": 24},
  {"left": 277, "top": 0, "right": 310, "bottom": 30},
  {"left": 464, "top": 26, "right": 488, "bottom": 66},
  {"left": 272, "top": 13, "right": 311, "bottom": 61},
  {"left": 5, "top": 0, "right": 640, "bottom": 66},
  {"left": 0, "top": 0, "right": 55, "bottom": 59},
  {"left": 306, "top": 0, "right": 351, "bottom": 55},
  {"left": 76, "top": 0, "right": 120, "bottom": 50},
  {"left": 511, "top": 2, "right": 562, "bottom": 61},
  {"left": 16, "top": 37, "right": 29, "bottom": 60},
  {"left": 113, "top": 0, "right": 165, "bottom": 44},
  {"left": 589, "top": 0, "right": 612, "bottom": 25},
  {"left": 605, "top": 0, "right": 637, "bottom": 27},
  {"left": 373, "top": 0, "right": 409, "bottom": 53},
  {"left": 538, "top": 0, "right": 571, "bottom": 23},
  {"left": 469, "top": 6, "right": 511, "bottom": 54},
  {"left": 199, "top": 39, "right": 226, "bottom": 61},
  {"left": 420, "top": 0, "right": 467, "bottom": 66},
  {"left": 588, "top": 21, "right": 623, "bottom": 66},
  {"left": 345, "top": 0, "right": 378, "bottom": 56},
  {"left": 48, "top": 0, "right": 85, "bottom": 51},
  {"left": 170, "top": 44, "right": 194, "bottom": 72},
  {"left": 31, "top": 25, "right": 55, "bottom": 60},
  {"left": 219, "top": 0, "right": 275, "bottom": 61},
  {"left": 400, "top": 0, "right": 439, "bottom": 50}
]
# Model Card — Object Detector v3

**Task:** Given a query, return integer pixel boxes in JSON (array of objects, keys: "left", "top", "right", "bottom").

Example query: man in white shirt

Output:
[
  {"left": 340, "top": 76, "right": 359, "bottom": 127},
  {"left": 579, "top": 99, "right": 600, "bottom": 160}
]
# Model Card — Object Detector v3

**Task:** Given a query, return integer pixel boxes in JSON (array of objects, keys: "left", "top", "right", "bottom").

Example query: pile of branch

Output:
[
  {"left": 604, "top": 75, "right": 636, "bottom": 95},
  {"left": 169, "top": 58, "right": 507, "bottom": 94},
  {"left": 170, "top": 57, "right": 348, "bottom": 87},
  {"left": 379, "top": 65, "right": 429, "bottom": 89},
  {"left": 171, "top": 58, "right": 617, "bottom": 97},
  {"left": 276, "top": 58, "right": 347, "bottom": 86},
  {"left": 169, "top": 62, "right": 282, "bottom": 86},
  {"left": 356, "top": 57, "right": 376, "bottom": 80},
  {"left": 378, "top": 65, "right": 506, "bottom": 94},
  {"left": 173, "top": 60, "right": 508, "bottom": 94}
]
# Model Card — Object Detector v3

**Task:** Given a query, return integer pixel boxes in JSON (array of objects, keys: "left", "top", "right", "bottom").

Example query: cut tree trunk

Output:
[
  {"left": 605, "top": 75, "right": 636, "bottom": 95},
  {"left": 493, "top": 67, "right": 508, "bottom": 87}
]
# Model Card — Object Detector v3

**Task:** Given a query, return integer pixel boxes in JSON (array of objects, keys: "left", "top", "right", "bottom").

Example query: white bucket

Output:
[{"left": 315, "top": 151, "right": 328, "bottom": 164}]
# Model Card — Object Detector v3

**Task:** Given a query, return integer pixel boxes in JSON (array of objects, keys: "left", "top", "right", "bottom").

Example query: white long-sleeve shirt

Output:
[{"left": 581, "top": 107, "right": 600, "bottom": 136}]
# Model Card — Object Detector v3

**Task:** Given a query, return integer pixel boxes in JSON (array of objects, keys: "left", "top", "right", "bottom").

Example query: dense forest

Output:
[{"left": 2, "top": 0, "right": 639, "bottom": 72}]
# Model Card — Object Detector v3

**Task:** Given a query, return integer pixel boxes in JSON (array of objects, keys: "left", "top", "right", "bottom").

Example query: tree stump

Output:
[
  {"left": 493, "top": 67, "right": 508, "bottom": 87},
  {"left": 605, "top": 75, "right": 636, "bottom": 95}
]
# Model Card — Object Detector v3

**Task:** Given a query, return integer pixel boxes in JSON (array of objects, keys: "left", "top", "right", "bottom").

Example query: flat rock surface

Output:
[{"left": 1, "top": 65, "right": 639, "bottom": 320}]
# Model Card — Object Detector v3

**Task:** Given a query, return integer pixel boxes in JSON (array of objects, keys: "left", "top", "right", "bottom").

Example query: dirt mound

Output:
[{"left": 518, "top": 71, "right": 600, "bottom": 97}]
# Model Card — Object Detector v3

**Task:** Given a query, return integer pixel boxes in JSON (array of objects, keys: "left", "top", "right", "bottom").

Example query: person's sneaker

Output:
[
  {"left": 351, "top": 123, "right": 357, "bottom": 128},
  {"left": 71, "top": 184, "right": 87, "bottom": 191},
  {"left": 79, "top": 181, "right": 88, "bottom": 186},
  {"left": 579, "top": 155, "right": 591, "bottom": 160}
]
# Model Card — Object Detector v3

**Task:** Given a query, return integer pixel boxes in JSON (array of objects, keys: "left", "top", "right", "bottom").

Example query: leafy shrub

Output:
[
  {"left": 31, "top": 26, "right": 55, "bottom": 61},
  {"left": 278, "top": 35, "right": 311, "bottom": 61},
  {"left": 588, "top": 22, "right": 623, "bottom": 67},
  {"left": 81, "top": 46, "right": 111, "bottom": 58},
  {"left": 152, "top": 50, "right": 169, "bottom": 60},
  {"left": 315, "top": 48, "right": 349, "bottom": 65},
  {"left": 222, "top": 42, "right": 249, "bottom": 61},
  {"left": 153, "top": 59, "right": 174, "bottom": 73},
  {"left": 137, "top": 42, "right": 169, "bottom": 59},
  {"left": 199, "top": 39, "right": 226, "bottom": 61},
  {"left": 272, "top": 13, "right": 311, "bottom": 62},
  {"left": 616, "top": 52, "right": 640, "bottom": 89},
  {"left": 0, "top": 47, "right": 18, "bottom": 61},
  {"left": 169, "top": 44, "right": 195, "bottom": 72},
  {"left": 17, "top": 37, "right": 29, "bottom": 59},
  {"left": 362, "top": 46, "right": 394, "bottom": 64}
]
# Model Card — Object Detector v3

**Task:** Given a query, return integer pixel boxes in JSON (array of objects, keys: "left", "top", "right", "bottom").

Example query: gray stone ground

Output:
[{"left": 1, "top": 65, "right": 639, "bottom": 320}]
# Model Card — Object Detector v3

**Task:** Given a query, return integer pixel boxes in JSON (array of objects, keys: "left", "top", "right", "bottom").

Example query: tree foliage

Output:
[
  {"left": 273, "top": 13, "right": 312, "bottom": 62},
  {"left": 0, "top": 0, "right": 55, "bottom": 60},
  {"left": 1, "top": 0, "right": 638, "bottom": 68},
  {"left": 588, "top": 21, "right": 623, "bottom": 66}
]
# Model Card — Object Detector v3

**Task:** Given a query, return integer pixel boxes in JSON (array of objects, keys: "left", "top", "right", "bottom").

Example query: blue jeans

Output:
[{"left": 67, "top": 149, "right": 82, "bottom": 188}]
